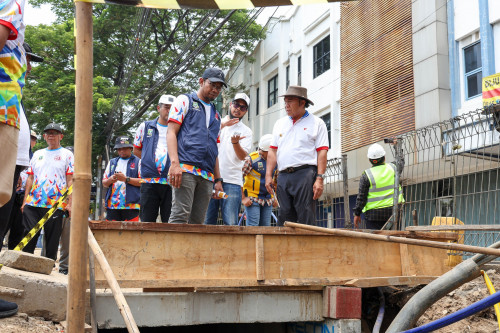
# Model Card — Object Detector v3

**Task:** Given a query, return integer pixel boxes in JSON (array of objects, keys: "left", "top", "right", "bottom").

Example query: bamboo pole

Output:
[
  {"left": 284, "top": 222, "right": 500, "bottom": 257},
  {"left": 88, "top": 229, "right": 140, "bottom": 333},
  {"left": 89, "top": 248, "right": 98, "bottom": 333},
  {"left": 67, "top": 2, "right": 93, "bottom": 332}
]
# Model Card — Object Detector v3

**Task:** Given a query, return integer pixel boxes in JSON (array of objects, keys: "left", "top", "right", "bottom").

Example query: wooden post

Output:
[
  {"left": 88, "top": 229, "right": 140, "bottom": 333},
  {"left": 89, "top": 248, "right": 98, "bottom": 333},
  {"left": 67, "top": 2, "right": 93, "bottom": 332},
  {"left": 255, "top": 235, "right": 265, "bottom": 281}
]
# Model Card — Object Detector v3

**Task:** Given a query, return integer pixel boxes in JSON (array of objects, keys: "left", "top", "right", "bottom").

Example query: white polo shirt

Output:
[
  {"left": 270, "top": 111, "right": 329, "bottom": 171},
  {"left": 218, "top": 115, "right": 253, "bottom": 186}
]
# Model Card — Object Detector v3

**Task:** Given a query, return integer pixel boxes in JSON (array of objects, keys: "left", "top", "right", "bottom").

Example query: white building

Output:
[{"left": 226, "top": 3, "right": 341, "bottom": 158}]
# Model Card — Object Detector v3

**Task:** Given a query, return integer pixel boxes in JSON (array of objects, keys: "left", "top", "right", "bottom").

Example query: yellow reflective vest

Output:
[{"left": 362, "top": 163, "right": 404, "bottom": 213}]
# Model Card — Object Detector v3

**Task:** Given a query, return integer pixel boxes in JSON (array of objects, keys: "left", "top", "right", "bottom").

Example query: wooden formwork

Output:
[{"left": 89, "top": 221, "right": 455, "bottom": 290}]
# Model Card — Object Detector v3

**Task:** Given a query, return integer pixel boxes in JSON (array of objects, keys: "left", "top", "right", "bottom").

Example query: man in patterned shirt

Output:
[
  {"left": 103, "top": 136, "right": 141, "bottom": 221},
  {"left": 167, "top": 68, "right": 224, "bottom": 224},
  {"left": 134, "top": 94, "right": 175, "bottom": 222},
  {"left": 21, "top": 123, "right": 73, "bottom": 260},
  {"left": 0, "top": 0, "right": 26, "bottom": 208}
]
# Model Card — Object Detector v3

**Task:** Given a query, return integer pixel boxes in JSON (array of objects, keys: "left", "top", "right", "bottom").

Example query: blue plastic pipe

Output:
[
  {"left": 402, "top": 290, "right": 500, "bottom": 333},
  {"left": 372, "top": 287, "right": 385, "bottom": 333}
]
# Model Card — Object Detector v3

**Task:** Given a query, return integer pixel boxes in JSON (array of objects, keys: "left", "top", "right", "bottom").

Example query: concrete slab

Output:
[
  {"left": 0, "top": 266, "right": 67, "bottom": 321},
  {"left": 0, "top": 250, "right": 55, "bottom": 275},
  {"left": 96, "top": 290, "right": 324, "bottom": 329}
]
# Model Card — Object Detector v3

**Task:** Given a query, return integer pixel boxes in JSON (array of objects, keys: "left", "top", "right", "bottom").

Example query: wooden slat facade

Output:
[{"left": 340, "top": 0, "right": 415, "bottom": 152}]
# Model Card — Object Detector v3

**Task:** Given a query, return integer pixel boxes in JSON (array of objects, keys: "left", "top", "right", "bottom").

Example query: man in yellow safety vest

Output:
[{"left": 353, "top": 143, "right": 404, "bottom": 229}]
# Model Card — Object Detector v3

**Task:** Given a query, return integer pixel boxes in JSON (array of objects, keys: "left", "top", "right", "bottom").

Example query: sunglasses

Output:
[{"left": 232, "top": 101, "right": 248, "bottom": 111}]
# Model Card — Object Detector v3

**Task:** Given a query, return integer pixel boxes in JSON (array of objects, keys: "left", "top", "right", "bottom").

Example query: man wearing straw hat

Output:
[{"left": 265, "top": 86, "right": 329, "bottom": 226}]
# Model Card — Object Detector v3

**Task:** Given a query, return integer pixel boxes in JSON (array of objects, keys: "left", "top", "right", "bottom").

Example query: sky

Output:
[
  {"left": 25, "top": 2, "right": 288, "bottom": 27},
  {"left": 25, "top": 2, "right": 57, "bottom": 26}
]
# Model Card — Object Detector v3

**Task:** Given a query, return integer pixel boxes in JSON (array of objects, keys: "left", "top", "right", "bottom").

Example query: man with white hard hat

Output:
[
  {"left": 241, "top": 134, "right": 278, "bottom": 226},
  {"left": 353, "top": 142, "right": 404, "bottom": 229},
  {"left": 133, "top": 94, "right": 176, "bottom": 222},
  {"left": 204, "top": 92, "right": 253, "bottom": 225}
]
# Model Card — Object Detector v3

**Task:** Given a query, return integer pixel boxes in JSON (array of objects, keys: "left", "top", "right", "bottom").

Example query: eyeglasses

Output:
[
  {"left": 206, "top": 80, "right": 223, "bottom": 92},
  {"left": 45, "top": 131, "right": 60, "bottom": 136},
  {"left": 232, "top": 101, "right": 248, "bottom": 111}
]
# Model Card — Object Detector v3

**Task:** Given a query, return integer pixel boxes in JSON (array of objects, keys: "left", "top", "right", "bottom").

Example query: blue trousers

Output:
[
  {"left": 204, "top": 182, "right": 242, "bottom": 226},
  {"left": 245, "top": 202, "right": 272, "bottom": 226}
]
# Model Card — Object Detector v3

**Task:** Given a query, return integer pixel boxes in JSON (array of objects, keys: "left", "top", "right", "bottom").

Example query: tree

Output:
[{"left": 24, "top": 3, "right": 265, "bottom": 169}]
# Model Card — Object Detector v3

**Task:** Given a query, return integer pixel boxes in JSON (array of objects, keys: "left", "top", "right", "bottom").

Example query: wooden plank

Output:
[
  {"left": 400, "top": 244, "right": 417, "bottom": 276},
  {"left": 256, "top": 235, "right": 265, "bottom": 281},
  {"left": 401, "top": 244, "right": 450, "bottom": 277},
  {"left": 344, "top": 276, "right": 438, "bottom": 288},
  {"left": 406, "top": 225, "right": 500, "bottom": 231},
  {"left": 373, "top": 230, "right": 459, "bottom": 241},
  {"left": 90, "top": 224, "right": 450, "bottom": 289}
]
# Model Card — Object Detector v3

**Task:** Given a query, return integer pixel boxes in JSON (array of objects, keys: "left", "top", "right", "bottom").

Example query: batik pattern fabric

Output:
[
  {"left": 103, "top": 158, "right": 140, "bottom": 210},
  {"left": 25, "top": 147, "right": 74, "bottom": 209},
  {"left": 0, "top": 0, "right": 26, "bottom": 128}
]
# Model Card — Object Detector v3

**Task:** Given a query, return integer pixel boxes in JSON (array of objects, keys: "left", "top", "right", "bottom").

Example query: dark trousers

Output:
[
  {"left": 7, "top": 192, "right": 24, "bottom": 250},
  {"left": 140, "top": 183, "right": 172, "bottom": 222},
  {"left": 106, "top": 209, "right": 139, "bottom": 221},
  {"left": 276, "top": 166, "right": 317, "bottom": 226},
  {"left": 22, "top": 205, "right": 64, "bottom": 260},
  {"left": 0, "top": 165, "right": 24, "bottom": 244},
  {"left": 365, "top": 206, "right": 402, "bottom": 230}
]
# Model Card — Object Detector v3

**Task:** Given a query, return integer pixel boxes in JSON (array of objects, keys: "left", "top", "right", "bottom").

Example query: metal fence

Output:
[{"left": 394, "top": 104, "right": 500, "bottom": 254}]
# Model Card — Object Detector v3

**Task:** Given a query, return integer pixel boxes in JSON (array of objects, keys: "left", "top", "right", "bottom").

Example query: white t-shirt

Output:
[
  {"left": 25, "top": 147, "right": 74, "bottom": 208},
  {"left": 16, "top": 105, "right": 30, "bottom": 166},
  {"left": 134, "top": 121, "right": 168, "bottom": 173},
  {"left": 218, "top": 115, "right": 252, "bottom": 186},
  {"left": 270, "top": 111, "right": 329, "bottom": 171}
]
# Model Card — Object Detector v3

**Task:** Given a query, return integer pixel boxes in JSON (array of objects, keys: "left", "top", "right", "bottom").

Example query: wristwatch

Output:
[
  {"left": 316, "top": 174, "right": 325, "bottom": 180},
  {"left": 126, "top": 177, "right": 131, "bottom": 183},
  {"left": 214, "top": 178, "right": 223, "bottom": 183}
]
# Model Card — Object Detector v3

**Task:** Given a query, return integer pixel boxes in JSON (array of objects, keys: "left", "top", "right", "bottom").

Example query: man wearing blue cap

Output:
[{"left": 167, "top": 68, "right": 225, "bottom": 224}]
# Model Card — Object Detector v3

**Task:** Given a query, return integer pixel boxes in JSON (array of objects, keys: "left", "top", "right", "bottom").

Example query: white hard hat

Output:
[
  {"left": 367, "top": 143, "right": 386, "bottom": 159},
  {"left": 159, "top": 94, "right": 176, "bottom": 105},
  {"left": 258, "top": 134, "right": 273, "bottom": 151},
  {"left": 233, "top": 92, "right": 250, "bottom": 107}
]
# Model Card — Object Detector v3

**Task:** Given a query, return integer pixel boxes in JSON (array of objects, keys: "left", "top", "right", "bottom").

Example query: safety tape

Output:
[{"left": 14, "top": 185, "right": 73, "bottom": 252}]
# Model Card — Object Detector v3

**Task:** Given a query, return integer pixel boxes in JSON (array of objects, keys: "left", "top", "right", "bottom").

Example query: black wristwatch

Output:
[
  {"left": 126, "top": 177, "right": 131, "bottom": 183},
  {"left": 214, "top": 178, "right": 223, "bottom": 183}
]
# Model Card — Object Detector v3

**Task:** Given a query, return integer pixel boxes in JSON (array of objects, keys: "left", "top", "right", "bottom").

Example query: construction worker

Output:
[
  {"left": 167, "top": 68, "right": 224, "bottom": 224},
  {"left": 241, "top": 134, "right": 277, "bottom": 226},
  {"left": 133, "top": 95, "right": 175, "bottom": 222},
  {"left": 265, "top": 86, "right": 329, "bottom": 226},
  {"left": 353, "top": 143, "right": 404, "bottom": 229},
  {"left": 103, "top": 136, "right": 141, "bottom": 222},
  {"left": 205, "top": 92, "right": 252, "bottom": 225}
]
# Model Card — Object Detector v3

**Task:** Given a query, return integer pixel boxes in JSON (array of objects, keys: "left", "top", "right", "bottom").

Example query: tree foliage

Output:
[{"left": 24, "top": 3, "right": 264, "bottom": 171}]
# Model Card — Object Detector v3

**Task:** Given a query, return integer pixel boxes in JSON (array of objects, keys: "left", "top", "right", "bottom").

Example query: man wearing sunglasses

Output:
[{"left": 204, "top": 93, "right": 252, "bottom": 225}]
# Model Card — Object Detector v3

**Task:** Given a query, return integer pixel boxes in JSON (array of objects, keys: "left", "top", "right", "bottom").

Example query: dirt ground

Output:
[
  {"left": 0, "top": 313, "right": 63, "bottom": 332},
  {"left": 416, "top": 267, "right": 500, "bottom": 333}
]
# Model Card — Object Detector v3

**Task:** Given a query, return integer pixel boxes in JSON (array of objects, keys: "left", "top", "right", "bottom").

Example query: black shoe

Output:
[
  {"left": 59, "top": 269, "right": 68, "bottom": 275},
  {"left": 0, "top": 299, "right": 18, "bottom": 318}
]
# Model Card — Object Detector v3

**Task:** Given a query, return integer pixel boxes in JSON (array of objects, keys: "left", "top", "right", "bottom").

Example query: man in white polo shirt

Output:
[
  {"left": 265, "top": 86, "right": 328, "bottom": 226},
  {"left": 204, "top": 93, "right": 252, "bottom": 225}
]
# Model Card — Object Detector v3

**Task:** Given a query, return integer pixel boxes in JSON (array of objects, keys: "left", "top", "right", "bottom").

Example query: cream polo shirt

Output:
[
  {"left": 218, "top": 115, "right": 253, "bottom": 186},
  {"left": 270, "top": 111, "right": 329, "bottom": 171}
]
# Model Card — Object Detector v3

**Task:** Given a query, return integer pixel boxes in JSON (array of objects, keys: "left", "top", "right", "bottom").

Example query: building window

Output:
[
  {"left": 286, "top": 65, "right": 290, "bottom": 89},
  {"left": 320, "top": 113, "right": 331, "bottom": 148},
  {"left": 297, "top": 56, "right": 302, "bottom": 86},
  {"left": 256, "top": 87, "right": 259, "bottom": 115},
  {"left": 464, "top": 42, "right": 482, "bottom": 99},
  {"left": 313, "top": 35, "right": 330, "bottom": 79},
  {"left": 268, "top": 75, "right": 278, "bottom": 108}
]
